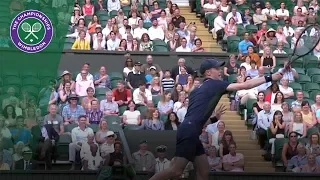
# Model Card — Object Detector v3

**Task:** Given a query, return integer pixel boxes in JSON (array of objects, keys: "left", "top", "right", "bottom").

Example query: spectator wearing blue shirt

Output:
[
  {"left": 238, "top": 32, "right": 253, "bottom": 54},
  {"left": 246, "top": 61, "right": 259, "bottom": 78},
  {"left": 10, "top": 116, "right": 31, "bottom": 145},
  {"left": 287, "top": 143, "right": 308, "bottom": 172}
]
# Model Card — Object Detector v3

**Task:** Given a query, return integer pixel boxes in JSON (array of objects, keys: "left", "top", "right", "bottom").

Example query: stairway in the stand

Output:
[
  {"left": 218, "top": 95, "right": 275, "bottom": 172},
  {"left": 179, "top": 6, "right": 223, "bottom": 53}
]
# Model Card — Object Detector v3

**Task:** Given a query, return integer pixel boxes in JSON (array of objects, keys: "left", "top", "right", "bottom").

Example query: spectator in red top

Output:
[
  {"left": 257, "top": 22, "right": 267, "bottom": 39},
  {"left": 82, "top": 0, "right": 94, "bottom": 16},
  {"left": 264, "top": 82, "right": 280, "bottom": 103},
  {"left": 112, "top": 80, "right": 132, "bottom": 107}
]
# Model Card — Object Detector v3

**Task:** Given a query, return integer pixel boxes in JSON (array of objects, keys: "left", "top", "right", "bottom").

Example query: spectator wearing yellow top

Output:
[{"left": 72, "top": 30, "right": 90, "bottom": 50}]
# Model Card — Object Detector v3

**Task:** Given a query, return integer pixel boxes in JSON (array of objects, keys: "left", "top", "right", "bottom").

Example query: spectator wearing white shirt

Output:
[
  {"left": 128, "top": 12, "right": 141, "bottom": 29},
  {"left": 276, "top": 2, "right": 290, "bottom": 21},
  {"left": 236, "top": 76, "right": 258, "bottom": 105},
  {"left": 214, "top": 10, "right": 226, "bottom": 43},
  {"left": 133, "top": 82, "right": 153, "bottom": 106},
  {"left": 257, "top": 102, "right": 273, "bottom": 149},
  {"left": 93, "top": 32, "right": 106, "bottom": 50},
  {"left": 279, "top": 78, "right": 294, "bottom": 98},
  {"left": 253, "top": 7, "right": 267, "bottom": 25},
  {"left": 226, "top": 7, "right": 243, "bottom": 24},
  {"left": 176, "top": 37, "right": 191, "bottom": 52},
  {"left": 80, "top": 133, "right": 99, "bottom": 160},
  {"left": 148, "top": 18, "right": 165, "bottom": 40},
  {"left": 123, "top": 100, "right": 141, "bottom": 125},
  {"left": 133, "top": 19, "right": 148, "bottom": 40},
  {"left": 102, "top": 19, "right": 113, "bottom": 38},
  {"left": 155, "top": 145, "right": 171, "bottom": 173},
  {"left": 107, "top": 31, "right": 120, "bottom": 50},
  {"left": 69, "top": 115, "right": 94, "bottom": 170},
  {"left": 107, "top": 0, "right": 120, "bottom": 13},
  {"left": 273, "top": 42, "right": 286, "bottom": 54},
  {"left": 277, "top": 60, "right": 299, "bottom": 82},
  {"left": 262, "top": 2, "right": 277, "bottom": 20},
  {"left": 119, "top": 19, "right": 133, "bottom": 39},
  {"left": 76, "top": 63, "right": 94, "bottom": 82},
  {"left": 173, "top": 91, "right": 186, "bottom": 113},
  {"left": 82, "top": 144, "right": 103, "bottom": 170},
  {"left": 283, "top": 20, "right": 294, "bottom": 37},
  {"left": 177, "top": 98, "right": 188, "bottom": 123}
]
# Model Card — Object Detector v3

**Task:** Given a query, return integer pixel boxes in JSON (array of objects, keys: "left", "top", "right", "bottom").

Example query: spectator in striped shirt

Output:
[{"left": 161, "top": 70, "right": 175, "bottom": 91}]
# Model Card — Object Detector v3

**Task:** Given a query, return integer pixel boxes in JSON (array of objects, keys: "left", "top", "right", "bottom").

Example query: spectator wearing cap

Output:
[
  {"left": 132, "top": 140, "right": 156, "bottom": 172},
  {"left": 148, "top": 17, "right": 165, "bottom": 40},
  {"left": 69, "top": 115, "right": 94, "bottom": 170},
  {"left": 100, "top": 131, "right": 117, "bottom": 158},
  {"left": 58, "top": 4, "right": 71, "bottom": 26},
  {"left": 145, "top": 66, "right": 158, "bottom": 85},
  {"left": 155, "top": 145, "right": 171, "bottom": 173},
  {"left": 82, "top": 143, "right": 103, "bottom": 170},
  {"left": 176, "top": 37, "right": 191, "bottom": 52},
  {"left": 62, "top": 94, "right": 86, "bottom": 125},
  {"left": 86, "top": 99, "right": 103, "bottom": 124},
  {"left": 71, "top": 7, "right": 82, "bottom": 26},
  {"left": 76, "top": 63, "right": 94, "bottom": 82},
  {"left": 133, "top": 19, "right": 148, "bottom": 40},
  {"left": 107, "top": 0, "right": 120, "bottom": 13},
  {"left": 133, "top": 82, "right": 153, "bottom": 107},
  {"left": 100, "top": 91, "right": 119, "bottom": 116},
  {"left": 0, "top": 140, "right": 12, "bottom": 168},
  {"left": 171, "top": 9, "right": 186, "bottom": 28},
  {"left": 15, "top": 146, "right": 34, "bottom": 170},
  {"left": 170, "top": 58, "right": 194, "bottom": 80},
  {"left": 94, "top": 66, "right": 111, "bottom": 89},
  {"left": 141, "top": 55, "right": 163, "bottom": 81},
  {"left": 112, "top": 80, "right": 132, "bottom": 107},
  {"left": 107, "top": 31, "right": 121, "bottom": 50},
  {"left": 76, "top": 70, "right": 95, "bottom": 97},
  {"left": 38, "top": 79, "right": 58, "bottom": 109},
  {"left": 127, "top": 62, "right": 146, "bottom": 89}
]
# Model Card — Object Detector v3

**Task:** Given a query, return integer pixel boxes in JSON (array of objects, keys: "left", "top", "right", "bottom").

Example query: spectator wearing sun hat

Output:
[{"left": 155, "top": 145, "right": 171, "bottom": 173}]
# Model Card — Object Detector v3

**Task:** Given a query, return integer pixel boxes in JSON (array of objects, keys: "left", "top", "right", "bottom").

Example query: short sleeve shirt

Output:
[
  {"left": 179, "top": 79, "right": 230, "bottom": 136},
  {"left": 43, "top": 114, "right": 64, "bottom": 132}
]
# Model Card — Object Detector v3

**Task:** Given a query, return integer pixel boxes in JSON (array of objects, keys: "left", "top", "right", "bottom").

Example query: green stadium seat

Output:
[
  {"left": 21, "top": 86, "right": 39, "bottom": 98},
  {"left": 99, "top": 14, "right": 110, "bottom": 22},
  {"left": 245, "top": 24, "right": 258, "bottom": 33},
  {"left": 289, "top": 82, "right": 302, "bottom": 91},
  {"left": 309, "top": 90, "right": 319, "bottom": 100},
  {"left": 64, "top": 37, "right": 75, "bottom": 44},
  {"left": 290, "top": 57, "right": 303, "bottom": 68},
  {"left": 111, "top": 79, "right": 118, "bottom": 89},
  {"left": 303, "top": 55, "right": 319, "bottom": 69},
  {"left": 206, "top": 13, "right": 218, "bottom": 28},
  {"left": 109, "top": 72, "right": 123, "bottom": 81},
  {"left": 245, "top": 99, "right": 257, "bottom": 116},
  {"left": 152, "top": 95, "right": 161, "bottom": 107},
  {"left": 64, "top": 42, "right": 73, "bottom": 49},
  {"left": 23, "top": 77, "right": 41, "bottom": 88},
  {"left": 304, "top": 98, "right": 315, "bottom": 105},
  {"left": 64, "top": 124, "right": 78, "bottom": 132},
  {"left": 2, "top": 70, "right": 20, "bottom": 78},
  {"left": 297, "top": 74, "right": 311, "bottom": 84},
  {"left": 307, "top": 127, "right": 319, "bottom": 138},
  {"left": 228, "top": 74, "right": 238, "bottom": 83},
  {"left": 267, "top": 20, "right": 278, "bottom": 29},
  {"left": 119, "top": 105, "right": 127, "bottom": 116},
  {"left": 303, "top": 82, "right": 320, "bottom": 92},
  {"left": 312, "top": 75, "right": 320, "bottom": 83},
  {"left": 38, "top": 70, "right": 56, "bottom": 79},
  {"left": 85, "top": 15, "right": 93, "bottom": 24},
  {"left": 302, "top": 91, "right": 310, "bottom": 99},
  {"left": 227, "top": 36, "right": 240, "bottom": 53},
  {"left": 285, "top": 98, "right": 294, "bottom": 105},
  {"left": 95, "top": 87, "right": 109, "bottom": 96},
  {"left": 137, "top": 106, "right": 148, "bottom": 114},
  {"left": 58, "top": 133, "right": 72, "bottom": 144},
  {"left": 124, "top": 124, "right": 141, "bottom": 131},
  {"left": 96, "top": 95, "right": 105, "bottom": 102},
  {"left": 306, "top": 68, "right": 320, "bottom": 78},
  {"left": 21, "top": 71, "right": 38, "bottom": 78},
  {"left": 88, "top": 124, "right": 99, "bottom": 133},
  {"left": 153, "top": 46, "right": 169, "bottom": 52},
  {"left": 143, "top": 22, "right": 152, "bottom": 29},
  {"left": 153, "top": 40, "right": 167, "bottom": 47},
  {"left": 109, "top": 10, "right": 118, "bottom": 17},
  {"left": 4, "top": 76, "right": 22, "bottom": 87},
  {"left": 274, "top": 138, "right": 289, "bottom": 163},
  {"left": 97, "top": 10, "right": 109, "bottom": 16},
  {"left": 294, "top": 68, "right": 305, "bottom": 75},
  {"left": 105, "top": 115, "right": 121, "bottom": 131}
]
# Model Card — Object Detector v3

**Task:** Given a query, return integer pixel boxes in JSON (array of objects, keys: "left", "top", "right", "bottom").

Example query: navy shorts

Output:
[{"left": 175, "top": 134, "right": 205, "bottom": 162}]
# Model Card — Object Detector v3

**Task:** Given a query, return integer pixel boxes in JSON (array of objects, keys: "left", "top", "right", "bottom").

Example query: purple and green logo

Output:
[{"left": 10, "top": 10, "right": 53, "bottom": 53}]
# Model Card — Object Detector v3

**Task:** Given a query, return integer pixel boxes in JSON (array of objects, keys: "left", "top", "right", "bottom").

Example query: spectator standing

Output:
[
  {"left": 132, "top": 140, "right": 156, "bottom": 172},
  {"left": 62, "top": 94, "right": 86, "bottom": 125},
  {"left": 214, "top": 10, "right": 226, "bottom": 44},
  {"left": 86, "top": 100, "right": 103, "bottom": 125},
  {"left": 100, "top": 91, "right": 119, "bottom": 116},
  {"left": 155, "top": 145, "right": 171, "bottom": 173},
  {"left": 75, "top": 70, "right": 95, "bottom": 97},
  {"left": 69, "top": 115, "right": 94, "bottom": 170},
  {"left": 94, "top": 0, "right": 106, "bottom": 12},
  {"left": 127, "top": 62, "right": 145, "bottom": 89}
]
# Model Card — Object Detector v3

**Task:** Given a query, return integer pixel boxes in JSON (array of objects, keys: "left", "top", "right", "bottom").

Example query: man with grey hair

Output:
[
  {"left": 80, "top": 133, "right": 98, "bottom": 160},
  {"left": 257, "top": 102, "right": 273, "bottom": 150},
  {"left": 171, "top": 58, "right": 194, "bottom": 79},
  {"left": 287, "top": 143, "right": 307, "bottom": 172}
]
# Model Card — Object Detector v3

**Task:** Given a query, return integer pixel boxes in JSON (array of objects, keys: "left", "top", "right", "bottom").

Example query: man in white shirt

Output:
[
  {"left": 76, "top": 63, "right": 94, "bottom": 81},
  {"left": 283, "top": 20, "right": 294, "bottom": 37},
  {"left": 262, "top": 2, "right": 277, "bottom": 20},
  {"left": 257, "top": 102, "right": 273, "bottom": 150},
  {"left": 176, "top": 37, "right": 191, "bottom": 52},
  {"left": 203, "top": 0, "right": 218, "bottom": 16},
  {"left": 279, "top": 78, "right": 294, "bottom": 98},
  {"left": 107, "top": 0, "right": 120, "bottom": 13},
  {"left": 80, "top": 133, "right": 99, "bottom": 160},
  {"left": 69, "top": 115, "right": 94, "bottom": 170},
  {"left": 226, "top": 7, "right": 243, "bottom": 24},
  {"left": 155, "top": 145, "right": 171, "bottom": 173},
  {"left": 214, "top": 10, "right": 226, "bottom": 43},
  {"left": 107, "top": 31, "right": 120, "bottom": 50},
  {"left": 177, "top": 98, "right": 189, "bottom": 123},
  {"left": 119, "top": 19, "right": 133, "bottom": 38},
  {"left": 148, "top": 18, "right": 164, "bottom": 40},
  {"left": 82, "top": 144, "right": 103, "bottom": 170},
  {"left": 133, "top": 82, "right": 152, "bottom": 106},
  {"left": 277, "top": 60, "right": 299, "bottom": 82},
  {"left": 133, "top": 19, "right": 148, "bottom": 40},
  {"left": 102, "top": 19, "right": 113, "bottom": 38}
]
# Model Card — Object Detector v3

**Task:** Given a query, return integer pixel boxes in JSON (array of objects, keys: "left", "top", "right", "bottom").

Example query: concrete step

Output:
[
  {"left": 237, "top": 150, "right": 264, "bottom": 156},
  {"left": 237, "top": 143, "right": 262, "bottom": 150},
  {"left": 245, "top": 161, "right": 273, "bottom": 167},
  {"left": 243, "top": 155, "right": 264, "bottom": 161},
  {"left": 223, "top": 120, "right": 245, "bottom": 126},
  {"left": 245, "top": 167, "right": 275, "bottom": 172}
]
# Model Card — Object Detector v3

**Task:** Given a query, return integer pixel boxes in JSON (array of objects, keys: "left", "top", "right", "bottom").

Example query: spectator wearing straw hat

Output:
[
  {"left": 59, "top": 70, "right": 75, "bottom": 91},
  {"left": 155, "top": 145, "right": 171, "bottom": 173}
]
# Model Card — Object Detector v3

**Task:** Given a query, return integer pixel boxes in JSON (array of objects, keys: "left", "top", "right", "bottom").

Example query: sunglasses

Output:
[{"left": 290, "top": 135, "right": 297, "bottom": 138}]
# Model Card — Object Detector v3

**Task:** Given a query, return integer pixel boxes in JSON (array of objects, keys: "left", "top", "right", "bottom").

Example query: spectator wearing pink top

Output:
[
  {"left": 76, "top": 70, "right": 95, "bottom": 97},
  {"left": 222, "top": 143, "right": 244, "bottom": 172}
]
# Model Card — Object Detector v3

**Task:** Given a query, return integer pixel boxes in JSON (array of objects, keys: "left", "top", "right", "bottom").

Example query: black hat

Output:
[
  {"left": 68, "top": 94, "right": 79, "bottom": 101},
  {"left": 140, "top": 140, "right": 147, "bottom": 144},
  {"left": 199, "top": 59, "right": 225, "bottom": 75},
  {"left": 156, "top": 145, "right": 167, "bottom": 152},
  {"left": 135, "top": 61, "right": 142, "bottom": 66}
]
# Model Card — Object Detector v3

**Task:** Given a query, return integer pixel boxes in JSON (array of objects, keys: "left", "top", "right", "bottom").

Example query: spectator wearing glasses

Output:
[
  {"left": 100, "top": 131, "right": 117, "bottom": 158},
  {"left": 257, "top": 102, "right": 273, "bottom": 150},
  {"left": 282, "top": 132, "right": 298, "bottom": 167},
  {"left": 62, "top": 94, "right": 86, "bottom": 125},
  {"left": 176, "top": 37, "right": 191, "bottom": 52},
  {"left": 69, "top": 115, "right": 94, "bottom": 170}
]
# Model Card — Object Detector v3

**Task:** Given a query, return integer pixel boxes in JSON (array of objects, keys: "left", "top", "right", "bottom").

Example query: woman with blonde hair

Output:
[
  {"left": 260, "top": 46, "right": 276, "bottom": 72},
  {"left": 59, "top": 71, "right": 75, "bottom": 91},
  {"left": 95, "top": 120, "right": 109, "bottom": 145},
  {"left": 157, "top": 91, "right": 174, "bottom": 116},
  {"left": 289, "top": 112, "right": 307, "bottom": 138},
  {"left": 148, "top": 77, "right": 162, "bottom": 96}
]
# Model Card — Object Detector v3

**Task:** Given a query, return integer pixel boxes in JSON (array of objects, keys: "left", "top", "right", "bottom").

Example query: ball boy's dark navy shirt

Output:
[{"left": 178, "top": 78, "right": 230, "bottom": 137}]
